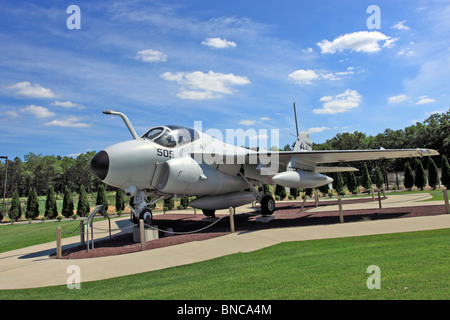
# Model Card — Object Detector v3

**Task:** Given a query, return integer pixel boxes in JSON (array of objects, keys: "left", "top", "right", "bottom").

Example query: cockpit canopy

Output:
[{"left": 141, "top": 125, "right": 200, "bottom": 148}]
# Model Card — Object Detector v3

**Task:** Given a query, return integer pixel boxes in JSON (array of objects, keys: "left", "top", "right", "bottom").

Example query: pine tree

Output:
[
  {"left": 45, "top": 185, "right": 58, "bottom": 219},
  {"left": 96, "top": 184, "right": 108, "bottom": 213},
  {"left": 76, "top": 185, "right": 90, "bottom": 217},
  {"left": 361, "top": 163, "right": 372, "bottom": 191},
  {"left": 404, "top": 161, "right": 414, "bottom": 190},
  {"left": 441, "top": 155, "right": 450, "bottom": 189},
  {"left": 347, "top": 170, "right": 358, "bottom": 193},
  {"left": 115, "top": 188, "right": 125, "bottom": 212},
  {"left": 62, "top": 187, "right": 74, "bottom": 218},
  {"left": 333, "top": 172, "right": 344, "bottom": 194},
  {"left": 428, "top": 157, "right": 439, "bottom": 190},
  {"left": 289, "top": 187, "right": 299, "bottom": 199},
  {"left": 275, "top": 184, "right": 286, "bottom": 200},
  {"left": 9, "top": 190, "right": 22, "bottom": 221},
  {"left": 414, "top": 159, "right": 427, "bottom": 190},
  {"left": 26, "top": 187, "right": 40, "bottom": 219},
  {"left": 374, "top": 166, "right": 384, "bottom": 190}
]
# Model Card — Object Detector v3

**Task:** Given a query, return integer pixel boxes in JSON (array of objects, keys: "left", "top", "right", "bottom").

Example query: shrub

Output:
[
  {"left": 45, "top": 185, "right": 58, "bottom": 219},
  {"left": 77, "top": 185, "right": 90, "bottom": 217},
  {"left": 275, "top": 185, "right": 286, "bottom": 200},
  {"left": 62, "top": 187, "right": 74, "bottom": 218},
  {"left": 9, "top": 191, "right": 22, "bottom": 221},
  {"left": 26, "top": 187, "right": 40, "bottom": 220}
]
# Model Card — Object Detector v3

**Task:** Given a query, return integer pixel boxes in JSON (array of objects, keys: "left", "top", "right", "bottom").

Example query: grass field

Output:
[{"left": 1, "top": 228, "right": 448, "bottom": 300}]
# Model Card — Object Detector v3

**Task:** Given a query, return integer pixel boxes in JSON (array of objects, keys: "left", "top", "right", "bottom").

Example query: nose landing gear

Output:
[{"left": 130, "top": 191, "right": 164, "bottom": 225}]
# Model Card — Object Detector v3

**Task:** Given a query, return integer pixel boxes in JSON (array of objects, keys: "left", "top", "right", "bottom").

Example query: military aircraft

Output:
[{"left": 90, "top": 108, "right": 438, "bottom": 225}]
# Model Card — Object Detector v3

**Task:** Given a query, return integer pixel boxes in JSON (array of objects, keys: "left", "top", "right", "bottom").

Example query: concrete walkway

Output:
[{"left": 0, "top": 194, "right": 449, "bottom": 289}]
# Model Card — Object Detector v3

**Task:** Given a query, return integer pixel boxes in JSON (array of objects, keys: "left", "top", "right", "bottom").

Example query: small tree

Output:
[
  {"left": 428, "top": 157, "right": 440, "bottom": 190},
  {"left": 441, "top": 155, "right": 450, "bottom": 189},
  {"left": 275, "top": 184, "right": 286, "bottom": 200},
  {"left": 96, "top": 184, "right": 108, "bottom": 213},
  {"left": 361, "top": 163, "right": 372, "bottom": 191},
  {"left": 62, "top": 187, "right": 74, "bottom": 218},
  {"left": 77, "top": 185, "right": 90, "bottom": 217},
  {"left": 404, "top": 161, "right": 414, "bottom": 190},
  {"left": 26, "top": 187, "right": 40, "bottom": 220},
  {"left": 414, "top": 159, "right": 427, "bottom": 190},
  {"left": 164, "top": 197, "right": 174, "bottom": 210},
  {"left": 9, "top": 190, "right": 22, "bottom": 221},
  {"left": 347, "top": 170, "right": 358, "bottom": 193},
  {"left": 333, "top": 172, "right": 344, "bottom": 194},
  {"left": 374, "top": 166, "right": 384, "bottom": 190},
  {"left": 115, "top": 188, "right": 125, "bottom": 213},
  {"left": 45, "top": 185, "right": 58, "bottom": 219},
  {"left": 289, "top": 187, "right": 299, "bottom": 199}
]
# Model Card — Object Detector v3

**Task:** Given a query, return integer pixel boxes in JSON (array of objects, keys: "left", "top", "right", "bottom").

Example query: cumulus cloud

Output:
[
  {"left": 317, "top": 31, "right": 397, "bottom": 54},
  {"left": 161, "top": 70, "right": 250, "bottom": 99},
  {"left": 137, "top": 49, "right": 167, "bottom": 62},
  {"left": 44, "top": 116, "right": 90, "bottom": 128},
  {"left": 313, "top": 89, "right": 362, "bottom": 114},
  {"left": 21, "top": 105, "right": 55, "bottom": 118},
  {"left": 201, "top": 37, "right": 237, "bottom": 49},
  {"left": 7, "top": 81, "right": 56, "bottom": 98},
  {"left": 388, "top": 94, "right": 408, "bottom": 103},
  {"left": 307, "top": 126, "right": 330, "bottom": 133}
]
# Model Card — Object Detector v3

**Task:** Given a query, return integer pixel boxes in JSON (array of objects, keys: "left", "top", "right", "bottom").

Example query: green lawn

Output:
[{"left": 1, "top": 228, "right": 448, "bottom": 300}]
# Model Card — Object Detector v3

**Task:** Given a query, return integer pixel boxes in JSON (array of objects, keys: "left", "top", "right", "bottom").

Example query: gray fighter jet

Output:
[{"left": 90, "top": 109, "right": 438, "bottom": 224}]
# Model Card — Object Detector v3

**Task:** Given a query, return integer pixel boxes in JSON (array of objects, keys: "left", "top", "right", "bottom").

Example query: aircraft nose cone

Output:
[{"left": 90, "top": 150, "right": 109, "bottom": 180}]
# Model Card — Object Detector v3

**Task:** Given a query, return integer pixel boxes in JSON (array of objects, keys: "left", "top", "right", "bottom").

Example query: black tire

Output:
[
  {"left": 202, "top": 209, "right": 216, "bottom": 217},
  {"left": 139, "top": 208, "right": 153, "bottom": 226},
  {"left": 260, "top": 195, "right": 275, "bottom": 216}
]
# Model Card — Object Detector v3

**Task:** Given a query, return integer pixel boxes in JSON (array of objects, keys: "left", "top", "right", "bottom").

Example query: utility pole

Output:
[{"left": 0, "top": 156, "right": 7, "bottom": 219}]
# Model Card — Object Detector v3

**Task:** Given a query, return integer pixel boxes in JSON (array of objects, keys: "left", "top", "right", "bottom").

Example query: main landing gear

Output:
[{"left": 237, "top": 172, "right": 275, "bottom": 216}]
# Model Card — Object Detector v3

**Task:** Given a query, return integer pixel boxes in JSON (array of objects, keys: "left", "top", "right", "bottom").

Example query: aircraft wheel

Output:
[
  {"left": 202, "top": 209, "right": 216, "bottom": 217},
  {"left": 260, "top": 195, "right": 275, "bottom": 215},
  {"left": 139, "top": 208, "right": 153, "bottom": 226}
]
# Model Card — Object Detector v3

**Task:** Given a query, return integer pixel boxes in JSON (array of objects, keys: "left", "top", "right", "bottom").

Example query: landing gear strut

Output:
[
  {"left": 238, "top": 172, "right": 275, "bottom": 216},
  {"left": 131, "top": 191, "right": 163, "bottom": 225}
]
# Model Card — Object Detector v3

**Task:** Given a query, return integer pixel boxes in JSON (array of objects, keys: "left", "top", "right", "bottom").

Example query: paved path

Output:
[{"left": 0, "top": 194, "right": 449, "bottom": 289}]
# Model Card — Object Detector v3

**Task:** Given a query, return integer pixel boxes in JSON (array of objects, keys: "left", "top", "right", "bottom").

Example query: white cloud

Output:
[
  {"left": 161, "top": 70, "right": 250, "bottom": 100},
  {"left": 137, "top": 49, "right": 167, "bottom": 62},
  {"left": 388, "top": 94, "right": 408, "bottom": 103},
  {"left": 392, "top": 20, "right": 410, "bottom": 30},
  {"left": 302, "top": 48, "right": 313, "bottom": 54},
  {"left": 260, "top": 117, "right": 271, "bottom": 121},
  {"left": 289, "top": 67, "right": 354, "bottom": 84},
  {"left": 44, "top": 116, "right": 90, "bottom": 128},
  {"left": 249, "top": 134, "right": 268, "bottom": 140},
  {"left": 201, "top": 37, "right": 237, "bottom": 49},
  {"left": 313, "top": 89, "right": 362, "bottom": 114},
  {"left": 51, "top": 100, "right": 85, "bottom": 109},
  {"left": 239, "top": 120, "right": 256, "bottom": 126},
  {"left": 416, "top": 96, "right": 436, "bottom": 104},
  {"left": 288, "top": 69, "right": 319, "bottom": 84},
  {"left": 21, "top": 105, "right": 55, "bottom": 118},
  {"left": 307, "top": 126, "right": 330, "bottom": 133},
  {"left": 7, "top": 81, "right": 56, "bottom": 98},
  {"left": 317, "top": 31, "right": 397, "bottom": 54},
  {"left": 5, "top": 110, "right": 19, "bottom": 118}
]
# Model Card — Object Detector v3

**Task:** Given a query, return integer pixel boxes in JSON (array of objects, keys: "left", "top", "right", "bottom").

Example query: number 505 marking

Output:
[{"left": 157, "top": 148, "right": 174, "bottom": 158}]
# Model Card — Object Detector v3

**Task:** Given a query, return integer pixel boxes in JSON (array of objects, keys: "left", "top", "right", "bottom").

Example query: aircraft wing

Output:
[{"left": 191, "top": 148, "right": 438, "bottom": 172}]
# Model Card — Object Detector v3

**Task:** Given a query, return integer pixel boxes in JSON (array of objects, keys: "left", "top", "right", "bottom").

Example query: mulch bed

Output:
[{"left": 52, "top": 197, "right": 447, "bottom": 259}]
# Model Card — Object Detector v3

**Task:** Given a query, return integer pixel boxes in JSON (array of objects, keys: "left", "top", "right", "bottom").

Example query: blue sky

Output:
[{"left": 1, "top": 0, "right": 449, "bottom": 159}]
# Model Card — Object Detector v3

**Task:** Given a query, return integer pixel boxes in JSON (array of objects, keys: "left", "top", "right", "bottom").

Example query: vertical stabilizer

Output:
[{"left": 292, "top": 102, "right": 312, "bottom": 151}]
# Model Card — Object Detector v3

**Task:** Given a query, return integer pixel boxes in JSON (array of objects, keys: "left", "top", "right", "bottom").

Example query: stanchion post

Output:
[
  {"left": 377, "top": 189, "right": 382, "bottom": 209},
  {"left": 80, "top": 221, "right": 85, "bottom": 246},
  {"left": 229, "top": 207, "right": 235, "bottom": 233},
  {"left": 338, "top": 196, "right": 344, "bottom": 223},
  {"left": 140, "top": 219, "right": 146, "bottom": 251},
  {"left": 443, "top": 188, "right": 450, "bottom": 214},
  {"left": 56, "top": 226, "right": 62, "bottom": 259}
]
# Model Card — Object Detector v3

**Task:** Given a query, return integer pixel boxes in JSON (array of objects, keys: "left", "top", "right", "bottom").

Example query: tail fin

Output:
[
  {"left": 293, "top": 132, "right": 313, "bottom": 151},
  {"left": 292, "top": 102, "right": 312, "bottom": 151}
]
